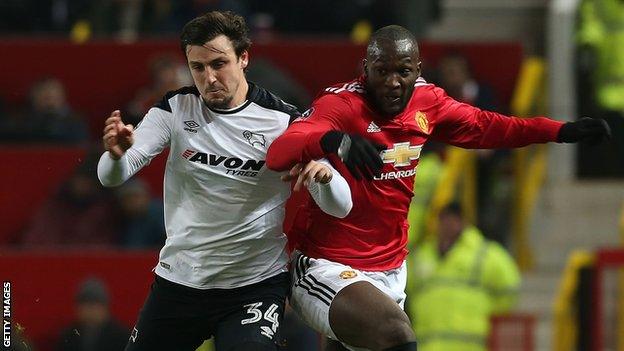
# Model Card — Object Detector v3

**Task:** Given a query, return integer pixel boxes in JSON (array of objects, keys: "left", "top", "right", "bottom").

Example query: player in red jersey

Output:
[{"left": 267, "top": 25, "right": 610, "bottom": 351}]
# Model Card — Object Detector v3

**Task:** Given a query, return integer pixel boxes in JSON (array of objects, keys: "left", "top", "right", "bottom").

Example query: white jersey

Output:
[{"left": 97, "top": 83, "right": 351, "bottom": 289}]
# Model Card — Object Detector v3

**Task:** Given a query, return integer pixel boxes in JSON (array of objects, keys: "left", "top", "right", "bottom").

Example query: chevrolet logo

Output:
[{"left": 382, "top": 142, "right": 423, "bottom": 167}]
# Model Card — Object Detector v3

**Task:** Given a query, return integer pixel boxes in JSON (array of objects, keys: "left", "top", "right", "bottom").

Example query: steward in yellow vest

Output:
[{"left": 408, "top": 203, "right": 520, "bottom": 351}]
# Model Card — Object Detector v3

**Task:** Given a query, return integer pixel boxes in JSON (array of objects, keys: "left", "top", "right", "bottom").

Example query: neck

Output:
[{"left": 230, "top": 80, "right": 249, "bottom": 108}]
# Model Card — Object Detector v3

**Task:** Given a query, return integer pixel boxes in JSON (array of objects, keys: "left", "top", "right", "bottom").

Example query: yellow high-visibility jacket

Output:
[
  {"left": 578, "top": 0, "right": 624, "bottom": 112},
  {"left": 408, "top": 226, "right": 520, "bottom": 351}
]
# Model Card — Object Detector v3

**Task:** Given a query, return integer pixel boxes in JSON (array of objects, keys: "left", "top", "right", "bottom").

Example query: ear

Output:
[
  {"left": 240, "top": 51, "right": 249, "bottom": 69},
  {"left": 362, "top": 59, "right": 368, "bottom": 77},
  {"left": 416, "top": 60, "right": 422, "bottom": 77}
]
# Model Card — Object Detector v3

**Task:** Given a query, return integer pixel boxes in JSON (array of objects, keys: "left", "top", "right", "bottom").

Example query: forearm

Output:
[
  {"left": 97, "top": 148, "right": 149, "bottom": 187},
  {"left": 307, "top": 160, "right": 352, "bottom": 218},
  {"left": 475, "top": 114, "right": 564, "bottom": 148},
  {"left": 436, "top": 110, "right": 564, "bottom": 149},
  {"left": 266, "top": 130, "right": 327, "bottom": 171}
]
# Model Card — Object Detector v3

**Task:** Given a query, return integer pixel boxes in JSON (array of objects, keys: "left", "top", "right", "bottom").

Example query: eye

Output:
[
  {"left": 376, "top": 68, "right": 387, "bottom": 75},
  {"left": 191, "top": 64, "right": 204, "bottom": 72},
  {"left": 211, "top": 60, "right": 226, "bottom": 69},
  {"left": 400, "top": 69, "right": 412, "bottom": 77}
]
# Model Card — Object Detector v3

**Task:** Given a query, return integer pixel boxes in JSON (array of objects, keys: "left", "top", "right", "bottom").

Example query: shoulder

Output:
[
  {"left": 311, "top": 78, "right": 367, "bottom": 111},
  {"left": 319, "top": 78, "right": 366, "bottom": 103},
  {"left": 247, "top": 81, "right": 301, "bottom": 123},
  {"left": 411, "top": 77, "right": 447, "bottom": 106},
  {"left": 153, "top": 86, "right": 200, "bottom": 113},
  {"left": 484, "top": 239, "right": 514, "bottom": 261}
]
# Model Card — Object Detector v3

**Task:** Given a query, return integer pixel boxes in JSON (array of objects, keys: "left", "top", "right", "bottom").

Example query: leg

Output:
[
  {"left": 125, "top": 275, "right": 209, "bottom": 351},
  {"left": 214, "top": 273, "right": 289, "bottom": 351},
  {"left": 290, "top": 253, "right": 415, "bottom": 351},
  {"left": 329, "top": 281, "right": 415, "bottom": 351}
]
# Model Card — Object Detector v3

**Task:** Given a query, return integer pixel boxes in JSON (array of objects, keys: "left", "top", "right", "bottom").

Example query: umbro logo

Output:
[
  {"left": 184, "top": 120, "right": 200, "bottom": 133},
  {"left": 367, "top": 121, "right": 381, "bottom": 133}
]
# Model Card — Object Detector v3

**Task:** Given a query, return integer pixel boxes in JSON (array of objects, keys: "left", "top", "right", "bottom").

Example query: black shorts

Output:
[{"left": 125, "top": 273, "right": 290, "bottom": 351}]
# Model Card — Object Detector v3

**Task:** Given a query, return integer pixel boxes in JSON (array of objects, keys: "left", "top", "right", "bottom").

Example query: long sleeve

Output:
[
  {"left": 430, "top": 87, "right": 564, "bottom": 148},
  {"left": 97, "top": 107, "right": 172, "bottom": 187},
  {"left": 306, "top": 159, "right": 352, "bottom": 218},
  {"left": 266, "top": 94, "right": 350, "bottom": 171}
]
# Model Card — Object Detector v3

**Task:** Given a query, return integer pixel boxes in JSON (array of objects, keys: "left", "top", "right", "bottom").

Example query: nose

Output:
[
  {"left": 204, "top": 68, "right": 218, "bottom": 85},
  {"left": 384, "top": 73, "right": 401, "bottom": 89}
]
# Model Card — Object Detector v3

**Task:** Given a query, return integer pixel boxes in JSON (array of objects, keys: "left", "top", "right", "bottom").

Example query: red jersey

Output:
[{"left": 267, "top": 77, "right": 563, "bottom": 271}]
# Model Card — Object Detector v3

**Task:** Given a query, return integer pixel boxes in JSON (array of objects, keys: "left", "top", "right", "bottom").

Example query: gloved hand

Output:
[
  {"left": 557, "top": 117, "right": 611, "bottom": 144},
  {"left": 320, "top": 131, "right": 385, "bottom": 180}
]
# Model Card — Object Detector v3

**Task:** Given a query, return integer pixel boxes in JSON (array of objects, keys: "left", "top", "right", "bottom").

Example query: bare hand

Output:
[
  {"left": 281, "top": 160, "right": 333, "bottom": 191},
  {"left": 102, "top": 110, "right": 134, "bottom": 159}
]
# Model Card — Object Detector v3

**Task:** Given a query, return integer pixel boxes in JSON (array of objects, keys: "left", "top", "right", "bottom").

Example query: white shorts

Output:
[{"left": 289, "top": 251, "right": 407, "bottom": 351}]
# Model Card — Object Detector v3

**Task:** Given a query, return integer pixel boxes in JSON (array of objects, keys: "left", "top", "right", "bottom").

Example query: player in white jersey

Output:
[{"left": 97, "top": 11, "right": 352, "bottom": 351}]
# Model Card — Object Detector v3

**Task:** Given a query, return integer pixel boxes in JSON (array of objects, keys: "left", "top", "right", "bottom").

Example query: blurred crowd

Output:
[
  {"left": 0, "top": 0, "right": 440, "bottom": 41},
  {"left": 0, "top": 49, "right": 516, "bottom": 249}
]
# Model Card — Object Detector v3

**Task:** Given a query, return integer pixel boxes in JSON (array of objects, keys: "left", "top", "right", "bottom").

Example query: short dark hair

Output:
[
  {"left": 367, "top": 25, "right": 419, "bottom": 57},
  {"left": 180, "top": 11, "right": 251, "bottom": 58}
]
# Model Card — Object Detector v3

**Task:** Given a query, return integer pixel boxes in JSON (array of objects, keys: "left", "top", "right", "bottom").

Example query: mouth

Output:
[{"left": 382, "top": 94, "right": 401, "bottom": 104}]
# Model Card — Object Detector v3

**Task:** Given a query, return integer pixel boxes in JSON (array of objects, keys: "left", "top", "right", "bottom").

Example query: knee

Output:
[{"left": 373, "top": 317, "right": 415, "bottom": 350}]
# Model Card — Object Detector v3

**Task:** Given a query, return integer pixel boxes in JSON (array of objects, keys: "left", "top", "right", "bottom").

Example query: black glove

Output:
[
  {"left": 320, "top": 131, "right": 386, "bottom": 180},
  {"left": 557, "top": 117, "right": 611, "bottom": 144}
]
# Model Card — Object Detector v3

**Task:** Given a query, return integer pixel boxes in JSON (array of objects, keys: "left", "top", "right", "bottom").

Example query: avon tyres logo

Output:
[{"left": 182, "top": 149, "right": 265, "bottom": 177}]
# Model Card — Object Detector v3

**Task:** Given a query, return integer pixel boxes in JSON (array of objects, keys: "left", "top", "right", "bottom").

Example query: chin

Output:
[
  {"left": 204, "top": 97, "right": 232, "bottom": 110},
  {"left": 381, "top": 105, "right": 404, "bottom": 117}
]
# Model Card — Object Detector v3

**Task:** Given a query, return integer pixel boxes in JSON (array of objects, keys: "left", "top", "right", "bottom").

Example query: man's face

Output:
[
  {"left": 186, "top": 35, "right": 248, "bottom": 109},
  {"left": 364, "top": 38, "right": 421, "bottom": 117}
]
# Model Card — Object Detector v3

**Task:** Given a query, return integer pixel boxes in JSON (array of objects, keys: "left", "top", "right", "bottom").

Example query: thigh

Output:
[
  {"left": 289, "top": 253, "right": 371, "bottom": 340},
  {"left": 291, "top": 253, "right": 412, "bottom": 350},
  {"left": 214, "top": 274, "right": 289, "bottom": 351},
  {"left": 125, "top": 275, "right": 210, "bottom": 351}
]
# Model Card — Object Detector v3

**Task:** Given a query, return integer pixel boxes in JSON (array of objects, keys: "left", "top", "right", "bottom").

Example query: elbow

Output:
[
  {"left": 326, "top": 198, "right": 353, "bottom": 219},
  {"left": 97, "top": 173, "right": 124, "bottom": 188},
  {"left": 266, "top": 144, "right": 290, "bottom": 171}
]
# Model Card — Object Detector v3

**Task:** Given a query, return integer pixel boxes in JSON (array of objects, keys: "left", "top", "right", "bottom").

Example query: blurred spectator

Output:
[
  {"left": 115, "top": 179, "right": 166, "bottom": 249},
  {"left": 126, "top": 54, "right": 191, "bottom": 125},
  {"left": 437, "top": 53, "right": 497, "bottom": 111},
  {"left": 407, "top": 202, "right": 520, "bottom": 351},
  {"left": 576, "top": 0, "right": 624, "bottom": 177},
  {"left": 20, "top": 157, "right": 119, "bottom": 247},
  {"left": 0, "top": 77, "right": 88, "bottom": 144},
  {"left": 435, "top": 54, "right": 510, "bottom": 244},
  {"left": 56, "top": 277, "right": 129, "bottom": 351}
]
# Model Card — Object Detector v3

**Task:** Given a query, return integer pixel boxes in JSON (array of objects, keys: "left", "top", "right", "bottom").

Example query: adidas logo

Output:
[{"left": 367, "top": 121, "right": 381, "bottom": 133}]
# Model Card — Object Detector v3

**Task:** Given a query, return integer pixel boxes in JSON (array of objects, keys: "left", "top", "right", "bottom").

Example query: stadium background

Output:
[{"left": 0, "top": 1, "right": 622, "bottom": 350}]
